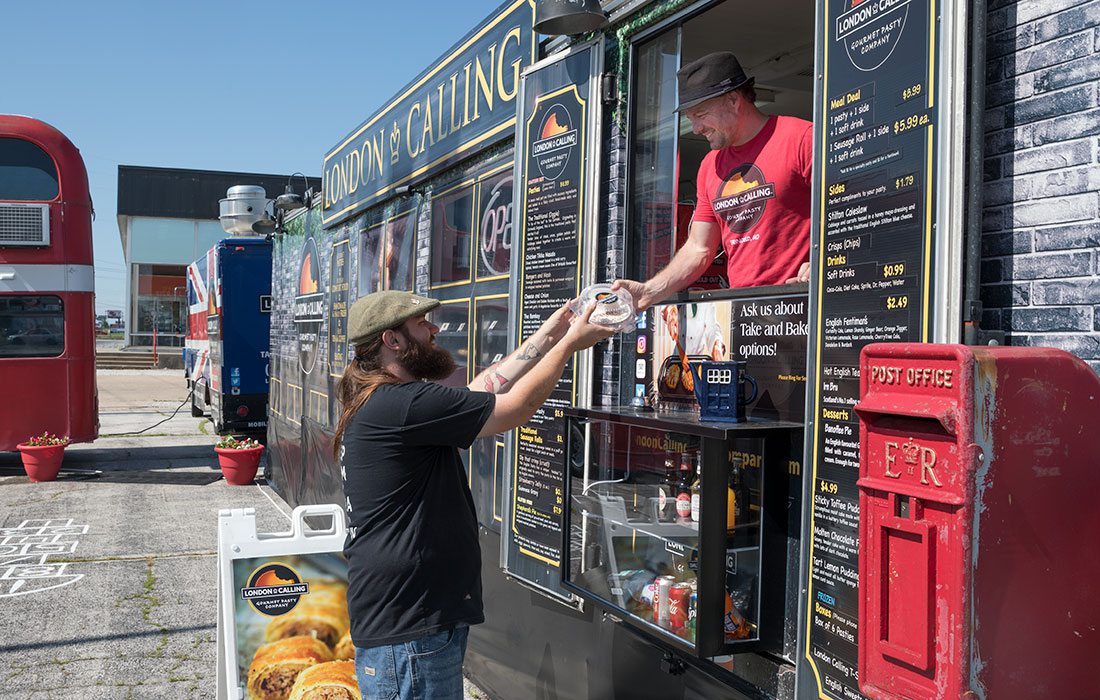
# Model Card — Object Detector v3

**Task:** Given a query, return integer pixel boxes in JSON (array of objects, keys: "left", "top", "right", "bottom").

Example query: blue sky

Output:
[{"left": 8, "top": 0, "right": 503, "bottom": 313}]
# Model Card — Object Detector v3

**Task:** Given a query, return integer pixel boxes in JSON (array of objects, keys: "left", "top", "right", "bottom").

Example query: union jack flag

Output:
[{"left": 185, "top": 250, "right": 217, "bottom": 385}]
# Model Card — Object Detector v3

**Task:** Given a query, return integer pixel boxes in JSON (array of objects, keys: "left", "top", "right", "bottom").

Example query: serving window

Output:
[{"left": 627, "top": 0, "right": 815, "bottom": 287}]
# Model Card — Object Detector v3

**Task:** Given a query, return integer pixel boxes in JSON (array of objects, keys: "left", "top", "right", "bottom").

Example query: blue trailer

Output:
[{"left": 185, "top": 237, "right": 272, "bottom": 434}]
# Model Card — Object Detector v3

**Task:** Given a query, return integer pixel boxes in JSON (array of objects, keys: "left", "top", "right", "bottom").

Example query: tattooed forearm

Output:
[
  {"left": 480, "top": 363, "right": 512, "bottom": 393},
  {"left": 516, "top": 341, "right": 542, "bottom": 361}
]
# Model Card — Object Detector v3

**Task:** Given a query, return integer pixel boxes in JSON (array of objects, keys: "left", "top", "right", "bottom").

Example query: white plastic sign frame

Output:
[{"left": 215, "top": 504, "right": 347, "bottom": 700}]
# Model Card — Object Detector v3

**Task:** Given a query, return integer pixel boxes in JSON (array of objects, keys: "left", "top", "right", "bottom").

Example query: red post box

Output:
[{"left": 855, "top": 343, "right": 1100, "bottom": 699}]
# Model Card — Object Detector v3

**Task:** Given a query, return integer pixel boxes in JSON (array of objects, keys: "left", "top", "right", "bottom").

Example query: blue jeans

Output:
[{"left": 354, "top": 626, "right": 469, "bottom": 700}]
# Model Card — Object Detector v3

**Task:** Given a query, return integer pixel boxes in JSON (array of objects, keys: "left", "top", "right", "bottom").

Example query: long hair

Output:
[{"left": 332, "top": 333, "right": 399, "bottom": 459}]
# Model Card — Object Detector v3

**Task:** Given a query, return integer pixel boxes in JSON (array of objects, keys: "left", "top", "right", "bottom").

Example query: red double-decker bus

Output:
[{"left": 0, "top": 115, "right": 97, "bottom": 450}]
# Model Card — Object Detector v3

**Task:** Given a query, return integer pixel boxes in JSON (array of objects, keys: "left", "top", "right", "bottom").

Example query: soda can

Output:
[
  {"left": 668, "top": 583, "right": 692, "bottom": 630},
  {"left": 687, "top": 591, "right": 698, "bottom": 640},
  {"left": 656, "top": 576, "right": 673, "bottom": 625},
  {"left": 641, "top": 581, "right": 657, "bottom": 608}
]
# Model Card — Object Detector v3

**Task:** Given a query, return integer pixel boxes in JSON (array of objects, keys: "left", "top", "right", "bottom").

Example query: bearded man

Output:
[{"left": 332, "top": 290, "right": 614, "bottom": 700}]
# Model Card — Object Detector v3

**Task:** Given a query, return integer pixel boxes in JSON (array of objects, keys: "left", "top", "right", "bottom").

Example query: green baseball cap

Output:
[{"left": 347, "top": 290, "right": 441, "bottom": 345}]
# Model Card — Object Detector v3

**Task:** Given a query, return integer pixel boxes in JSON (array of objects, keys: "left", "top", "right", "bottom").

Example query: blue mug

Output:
[{"left": 688, "top": 360, "right": 758, "bottom": 422}]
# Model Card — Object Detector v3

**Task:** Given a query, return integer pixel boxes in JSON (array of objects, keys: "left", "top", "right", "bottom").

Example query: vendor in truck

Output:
[{"left": 615, "top": 51, "right": 813, "bottom": 310}]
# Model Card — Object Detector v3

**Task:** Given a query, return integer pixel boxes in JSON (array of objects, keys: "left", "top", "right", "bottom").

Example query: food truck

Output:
[
  {"left": 185, "top": 237, "right": 273, "bottom": 434},
  {"left": 264, "top": 0, "right": 1100, "bottom": 697}
]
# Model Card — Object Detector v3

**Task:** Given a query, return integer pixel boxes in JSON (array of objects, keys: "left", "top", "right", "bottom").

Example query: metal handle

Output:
[{"left": 740, "top": 374, "right": 758, "bottom": 405}]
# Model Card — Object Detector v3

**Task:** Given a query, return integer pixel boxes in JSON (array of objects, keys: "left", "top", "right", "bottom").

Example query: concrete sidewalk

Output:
[
  {"left": 0, "top": 370, "right": 488, "bottom": 699},
  {"left": 0, "top": 366, "right": 291, "bottom": 700}
]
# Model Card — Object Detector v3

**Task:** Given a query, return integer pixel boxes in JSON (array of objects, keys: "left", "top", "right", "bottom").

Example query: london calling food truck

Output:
[{"left": 263, "top": 1, "right": 1100, "bottom": 698}]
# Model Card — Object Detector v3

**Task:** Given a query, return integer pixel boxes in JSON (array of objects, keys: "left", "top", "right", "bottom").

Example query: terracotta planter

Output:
[
  {"left": 17, "top": 443, "right": 66, "bottom": 482},
  {"left": 215, "top": 446, "right": 263, "bottom": 485}
]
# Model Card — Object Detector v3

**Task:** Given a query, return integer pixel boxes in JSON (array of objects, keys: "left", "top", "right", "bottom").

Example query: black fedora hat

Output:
[{"left": 676, "top": 52, "right": 754, "bottom": 112}]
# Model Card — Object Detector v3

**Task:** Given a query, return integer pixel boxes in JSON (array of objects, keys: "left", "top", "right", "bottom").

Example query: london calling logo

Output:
[
  {"left": 532, "top": 104, "right": 578, "bottom": 181},
  {"left": 294, "top": 237, "right": 324, "bottom": 374},
  {"left": 712, "top": 163, "right": 775, "bottom": 234},
  {"left": 241, "top": 563, "right": 310, "bottom": 616}
]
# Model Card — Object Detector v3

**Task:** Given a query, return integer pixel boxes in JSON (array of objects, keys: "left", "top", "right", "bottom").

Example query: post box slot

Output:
[
  {"left": 895, "top": 495, "right": 909, "bottom": 519},
  {"left": 855, "top": 394, "right": 958, "bottom": 436},
  {"left": 875, "top": 506, "right": 934, "bottom": 672}
]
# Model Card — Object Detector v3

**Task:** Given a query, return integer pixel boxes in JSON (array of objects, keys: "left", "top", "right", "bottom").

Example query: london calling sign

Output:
[{"left": 322, "top": 0, "right": 536, "bottom": 228}]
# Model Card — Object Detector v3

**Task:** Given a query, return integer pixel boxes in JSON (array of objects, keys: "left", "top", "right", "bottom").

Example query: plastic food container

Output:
[{"left": 570, "top": 283, "right": 636, "bottom": 332}]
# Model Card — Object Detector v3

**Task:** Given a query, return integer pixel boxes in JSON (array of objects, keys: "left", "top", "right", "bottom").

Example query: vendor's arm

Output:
[
  {"left": 466, "top": 301, "right": 574, "bottom": 395},
  {"left": 612, "top": 219, "right": 722, "bottom": 311}
]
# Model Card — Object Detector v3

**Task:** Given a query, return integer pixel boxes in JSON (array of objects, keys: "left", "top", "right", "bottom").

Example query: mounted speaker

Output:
[{"left": 534, "top": 0, "right": 608, "bottom": 36}]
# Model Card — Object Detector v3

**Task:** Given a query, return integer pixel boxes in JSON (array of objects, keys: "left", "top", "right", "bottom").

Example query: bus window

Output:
[
  {"left": 0, "top": 137, "right": 59, "bottom": 201},
  {"left": 0, "top": 296, "right": 65, "bottom": 358}
]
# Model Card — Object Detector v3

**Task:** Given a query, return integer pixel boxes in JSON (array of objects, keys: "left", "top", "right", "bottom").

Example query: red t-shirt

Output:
[{"left": 693, "top": 115, "right": 813, "bottom": 288}]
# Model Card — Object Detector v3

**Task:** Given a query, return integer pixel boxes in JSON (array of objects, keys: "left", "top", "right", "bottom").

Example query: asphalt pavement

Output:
[{"left": 0, "top": 369, "right": 487, "bottom": 699}]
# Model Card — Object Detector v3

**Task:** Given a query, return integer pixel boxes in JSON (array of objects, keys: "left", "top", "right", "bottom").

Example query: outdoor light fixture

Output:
[
  {"left": 534, "top": 0, "right": 608, "bottom": 36},
  {"left": 275, "top": 172, "right": 312, "bottom": 211},
  {"left": 393, "top": 184, "right": 423, "bottom": 197},
  {"left": 250, "top": 207, "right": 278, "bottom": 237}
]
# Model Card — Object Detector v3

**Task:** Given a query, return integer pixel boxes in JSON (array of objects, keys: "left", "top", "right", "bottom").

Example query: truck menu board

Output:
[
  {"left": 804, "top": 0, "right": 943, "bottom": 696},
  {"left": 505, "top": 44, "right": 598, "bottom": 600}
]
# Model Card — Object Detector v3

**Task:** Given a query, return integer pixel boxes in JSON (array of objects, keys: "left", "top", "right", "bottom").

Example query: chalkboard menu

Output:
[
  {"left": 328, "top": 238, "right": 351, "bottom": 426},
  {"left": 803, "top": 0, "right": 942, "bottom": 696},
  {"left": 328, "top": 239, "right": 351, "bottom": 378},
  {"left": 505, "top": 44, "right": 597, "bottom": 600}
]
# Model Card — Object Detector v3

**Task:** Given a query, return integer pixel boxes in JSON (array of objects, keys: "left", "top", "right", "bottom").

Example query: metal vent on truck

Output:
[
  {"left": 0, "top": 203, "right": 50, "bottom": 246},
  {"left": 218, "top": 185, "right": 269, "bottom": 236}
]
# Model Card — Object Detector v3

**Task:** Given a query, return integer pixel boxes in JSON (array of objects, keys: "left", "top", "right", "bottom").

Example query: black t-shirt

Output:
[{"left": 341, "top": 381, "right": 495, "bottom": 648}]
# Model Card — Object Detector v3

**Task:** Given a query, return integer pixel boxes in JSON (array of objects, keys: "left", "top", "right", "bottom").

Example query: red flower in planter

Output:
[
  {"left": 17, "top": 432, "right": 70, "bottom": 482},
  {"left": 214, "top": 435, "right": 264, "bottom": 485}
]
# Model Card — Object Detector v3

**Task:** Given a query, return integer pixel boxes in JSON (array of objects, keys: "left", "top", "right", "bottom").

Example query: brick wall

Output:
[{"left": 983, "top": 0, "right": 1100, "bottom": 373}]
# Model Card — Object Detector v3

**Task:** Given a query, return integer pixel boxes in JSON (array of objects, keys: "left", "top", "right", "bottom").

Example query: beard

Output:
[{"left": 396, "top": 330, "right": 456, "bottom": 381}]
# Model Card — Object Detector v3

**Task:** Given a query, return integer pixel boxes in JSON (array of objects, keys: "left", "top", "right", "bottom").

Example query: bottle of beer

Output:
[
  {"left": 675, "top": 453, "right": 693, "bottom": 523},
  {"left": 659, "top": 458, "right": 678, "bottom": 522},
  {"left": 690, "top": 456, "right": 702, "bottom": 523}
]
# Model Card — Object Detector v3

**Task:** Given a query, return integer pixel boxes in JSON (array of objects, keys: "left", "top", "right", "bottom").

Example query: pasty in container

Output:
[{"left": 570, "top": 284, "right": 636, "bottom": 332}]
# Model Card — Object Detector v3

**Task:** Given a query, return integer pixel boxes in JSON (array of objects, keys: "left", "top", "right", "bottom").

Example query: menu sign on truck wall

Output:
[
  {"left": 803, "top": 0, "right": 945, "bottom": 696},
  {"left": 505, "top": 44, "right": 598, "bottom": 601}
]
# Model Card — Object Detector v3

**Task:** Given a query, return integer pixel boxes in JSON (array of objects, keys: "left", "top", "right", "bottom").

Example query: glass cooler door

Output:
[{"left": 562, "top": 417, "right": 765, "bottom": 657}]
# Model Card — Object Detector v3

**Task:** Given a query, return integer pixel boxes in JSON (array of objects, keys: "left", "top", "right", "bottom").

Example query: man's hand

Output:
[
  {"left": 611, "top": 279, "right": 659, "bottom": 312},
  {"left": 563, "top": 303, "right": 618, "bottom": 352},
  {"left": 535, "top": 300, "right": 576, "bottom": 346},
  {"left": 785, "top": 262, "right": 811, "bottom": 284}
]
